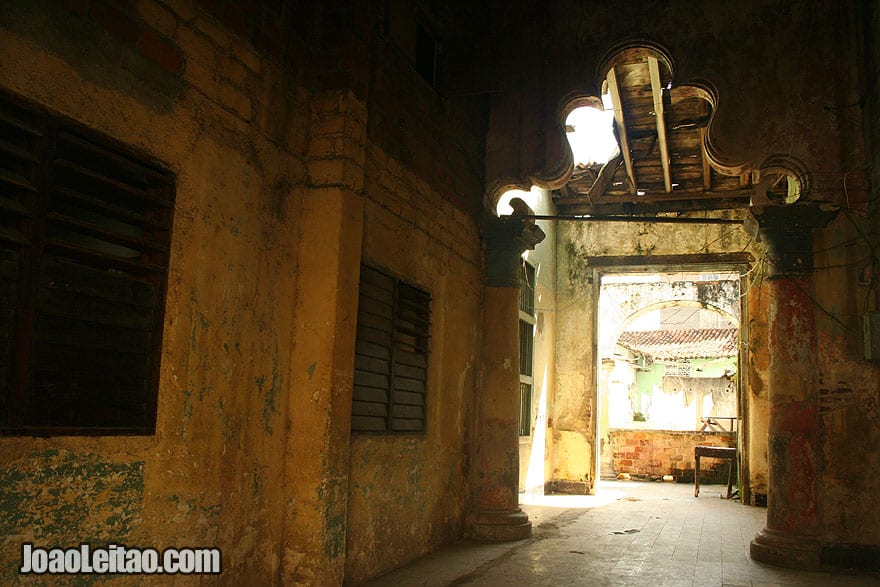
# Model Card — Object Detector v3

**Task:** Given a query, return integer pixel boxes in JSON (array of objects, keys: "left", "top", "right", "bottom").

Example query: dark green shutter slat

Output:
[
  {"left": 352, "top": 263, "right": 430, "bottom": 433},
  {"left": 393, "top": 376, "right": 425, "bottom": 393},
  {"left": 392, "top": 390, "right": 424, "bottom": 405},
  {"left": 353, "top": 385, "right": 388, "bottom": 403},
  {"left": 395, "top": 349, "right": 426, "bottom": 368},
  {"left": 351, "top": 416, "right": 387, "bottom": 431}
]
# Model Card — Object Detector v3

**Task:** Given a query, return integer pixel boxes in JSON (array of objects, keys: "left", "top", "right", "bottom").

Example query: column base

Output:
[
  {"left": 470, "top": 508, "right": 532, "bottom": 542},
  {"left": 750, "top": 528, "right": 820, "bottom": 571}
]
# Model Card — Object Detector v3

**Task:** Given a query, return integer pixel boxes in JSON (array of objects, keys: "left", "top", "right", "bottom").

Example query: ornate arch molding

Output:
[
  {"left": 485, "top": 39, "right": 819, "bottom": 214},
  {"left": 596, "top": 41, "right": 757, "bottom": 180},
  {"left": 753, "top": 154, "right": 811, "bottom": 205},
  {"left": 594, "top": 39, "right": 675, "bottom": 87},
  {"left": 485, "top": 178, "right": 534, "bottom": 214}
]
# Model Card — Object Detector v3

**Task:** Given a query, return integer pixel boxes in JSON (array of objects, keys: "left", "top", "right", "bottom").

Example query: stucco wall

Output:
[
  {"left": 0, "top": 1, "right": 489, "bottom": 584},
  {"left": 340, "top": 3, "right": 488, "bottom": 579},
  {"left": 344, "top": 144, "right": 482, "bottom": 583},
  {"left": 812, "top": 216, "right": 880, "bottom": 548},
  {"left": 0, "top": 0, "right": 310, "bottom": 581},
  {"left": 554, "top": 218, "right": 759, "bottom": 495}
]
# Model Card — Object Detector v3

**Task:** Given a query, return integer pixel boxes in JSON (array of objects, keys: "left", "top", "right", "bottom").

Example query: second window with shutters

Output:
[{"left": 351, "top": 264, "right": 430, "bottom": 433}]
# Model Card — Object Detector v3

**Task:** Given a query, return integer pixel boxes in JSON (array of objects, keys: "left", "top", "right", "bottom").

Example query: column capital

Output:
[
  {"left": 484, "top": 215, "right": 546, "bottom": 287},
  {"left": 745, "top": 202, "right": 838, "bottom": 276}
]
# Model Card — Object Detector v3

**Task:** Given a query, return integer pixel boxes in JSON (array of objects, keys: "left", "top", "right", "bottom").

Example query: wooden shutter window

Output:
[
  {"left": 0, "top": 96, "right": 40, "bottom": 424},
  {"left": 352, "top": 264, "right": 430, "bottom": 433},
  {"left": 0, "top": 90, "right": 174, "bottom": 435}
]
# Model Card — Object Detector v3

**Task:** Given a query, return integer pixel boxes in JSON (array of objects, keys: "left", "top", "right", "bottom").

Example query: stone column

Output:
[
  {"left": 748, "top": 203, "right": 836, "bottom": 570},
  {"left": 470, "top": 210, "right": 545, "bottom": 541}
]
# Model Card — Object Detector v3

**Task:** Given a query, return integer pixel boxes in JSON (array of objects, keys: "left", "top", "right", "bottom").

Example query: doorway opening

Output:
[{"left": 597, "top": 269, "right": 743, "bottom": 491}]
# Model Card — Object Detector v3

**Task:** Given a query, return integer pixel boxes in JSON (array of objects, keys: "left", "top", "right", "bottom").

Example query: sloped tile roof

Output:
[{"left": 617, "top": 328, "right": 738, "bottom": 360}]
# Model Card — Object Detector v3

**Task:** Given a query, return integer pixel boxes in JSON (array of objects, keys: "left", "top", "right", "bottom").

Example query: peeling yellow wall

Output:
[
  {"left": 554, "top": 218, "right": 760, "bottom": 494},
  {"left": 811, "top": 216, "right": 880, "bottom": 547},
  {"left": 517, "top": 188, "right": 557, "bottom": 495},
  {"left": 0, "top": 1, "right": 308, "bottom": 582},
  {"left": 343, "top": 141, "right": 482, "bottom": 584},
  {"left": 0, "top": 1, "right": 490, "bottom": 583}
]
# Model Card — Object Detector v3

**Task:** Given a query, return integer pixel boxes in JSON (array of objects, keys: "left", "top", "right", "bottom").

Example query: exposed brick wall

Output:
[
  {"left": 44, "top": 0, "right": 316, "bottom": 133},
  {"left": 363, "top": 143, "right": 481, "bottom": 267},
  {"left": 610, "top": 429, "right": 736, "bottom": 484},
  {"left": 59, "top": 0, "right": 185, "bottom": 75},
  {"left": 60, "top": 0, "right": 488, "bottom": 216},
  {"left": 366, "top": 11, "right": 488, "bottom": 215},
  {"left": 63, "top": 0, "right": 293, "bottom": 67}
]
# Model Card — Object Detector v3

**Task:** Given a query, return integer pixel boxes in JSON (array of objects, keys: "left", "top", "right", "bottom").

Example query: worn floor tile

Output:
[{"left": 363, "top": 481, "right": 880, "bottom": 586}]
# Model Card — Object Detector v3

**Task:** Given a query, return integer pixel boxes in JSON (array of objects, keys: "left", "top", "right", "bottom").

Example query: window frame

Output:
[
  {"left": 518, "top": 260, "right": 536, "bottom": 437},
  {"left": 0, "top": 89, "right": 174, "bottom": 436},
  {"left": 351, "top": 263, "right": 431, "bottom": 434}
]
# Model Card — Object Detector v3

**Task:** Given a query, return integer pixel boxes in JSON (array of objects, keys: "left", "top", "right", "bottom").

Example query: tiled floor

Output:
[{"left": 363, "top": 481, "right": 880, "bottom": 586}]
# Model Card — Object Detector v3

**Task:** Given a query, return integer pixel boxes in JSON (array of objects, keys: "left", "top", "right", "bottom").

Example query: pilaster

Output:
[{"left": 283, "top": 90, "right": 366, "bottom": 584}]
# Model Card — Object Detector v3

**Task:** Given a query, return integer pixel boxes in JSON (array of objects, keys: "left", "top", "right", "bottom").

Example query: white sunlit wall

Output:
[{"left": 496, "top": 187, "right": 558, "bottom": 496}]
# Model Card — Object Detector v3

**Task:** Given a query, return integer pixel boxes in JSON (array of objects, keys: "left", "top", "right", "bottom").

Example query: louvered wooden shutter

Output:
[
  {"left": 0, "top": 91, "right": 174, "bottom": 435},
  {"left": 352, "top": 264, "right": 430, "bottom": 433},
  {"left": 391, "top": 282, "right": 429, "bottom": 431},
  {"left": 351, "top": 265, "right": 394, "bottom": 432},
  {"left": 0, "top": 96, "right": 38, "bottom": 424}
]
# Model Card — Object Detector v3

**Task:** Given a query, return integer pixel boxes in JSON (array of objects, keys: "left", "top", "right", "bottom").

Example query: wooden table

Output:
[{"left": 694, "top": 445, "right": 736, "bottom": 498}]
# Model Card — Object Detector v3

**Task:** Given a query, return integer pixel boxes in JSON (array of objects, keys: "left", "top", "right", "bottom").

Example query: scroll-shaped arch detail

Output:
[
  {"left": 672, "top": 79, "right": 752, "bottom": 177},
  {"left": 753, "top": 154, "right": 812, "bottom": 205},
  {"left": 485, "top": 177, "right": 535, "bottom": 214},
  {"left": 528, "top": 92, "right": 578, "bottom": 192},
  {"left": 486, "top": 38, "right": 815, "bottom": 215},
  {"left": 596, "top": 39, "right": 753, "bottom": 185},
  {"left": 528, "top": 132, "right": 575, "bottom": 192},
  {"left": 595, "top": 40, "right": 675, "bottom": 87},
  {"left": 560, "top": 93, "right": 605, "bottom": 122},
  {"left": 597, "top": 41, "right": 753, "bottom": 179}
]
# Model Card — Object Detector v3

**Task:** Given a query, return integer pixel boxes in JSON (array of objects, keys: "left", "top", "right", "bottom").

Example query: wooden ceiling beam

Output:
[
  {"left": 648, "top": 57, "right": 673, "bottom": 193},
  {"left": 555, "top": 188, "right": 754, "bottom": 205},
  {"left": 554, "top": 198, "right": 752, "bottom": 216},
  {"left": 553, "top": 188, "right": 753, "bottom": 215},
  {"left": 606, "top": 66, "right": 638, "bottom": 195},
  {"left": 587, "top": 153, "right": 623, "bottom": 202}
]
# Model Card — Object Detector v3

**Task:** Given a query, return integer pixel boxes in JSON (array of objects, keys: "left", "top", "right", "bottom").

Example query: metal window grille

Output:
[
  {"left": 0, "top": 90, "right": 174, "bottom": 435},
  {"left": 519, "top": 382, "right": 532, "bottom": 437},
  {"left": 519, "top": 319, "right": 534, "bottom": 377},
  {"left": 518, "top": 261, "right": 535, "bottom": 315},
  {"left": 518, "top": 261, "right": 536, "bottom": 436}
]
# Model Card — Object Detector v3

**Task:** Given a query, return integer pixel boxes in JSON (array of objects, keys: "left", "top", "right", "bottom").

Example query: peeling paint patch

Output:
[
  {"left": 315, "top": 477, "right": 347, "bottom": 561},
  {"left": 182, "top": 388, "right": 193, "bottom": 419},
  {"left": 263, "top": 384, "right": 278, "bottom": 433},
  {"left": 0, "top": 450, "right": 143, "bottom": 579}
]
